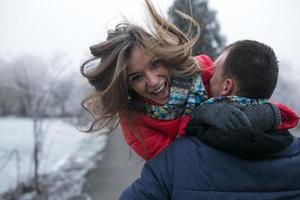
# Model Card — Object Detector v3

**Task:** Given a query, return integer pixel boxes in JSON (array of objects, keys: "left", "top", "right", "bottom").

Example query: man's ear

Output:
[{"left": 221, "top": 78, "right": 235, "bottom": 96}]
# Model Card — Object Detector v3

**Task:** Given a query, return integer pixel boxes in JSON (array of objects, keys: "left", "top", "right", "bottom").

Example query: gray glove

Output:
[
  {"left": 238, "top": 102, "right": 281, "bottom": 131},
  {"left": 191, "top": 103, "right": 252, "bottom": 131},
  {"left": 191, "top": 102, "right": 281, "bottom": 131}
]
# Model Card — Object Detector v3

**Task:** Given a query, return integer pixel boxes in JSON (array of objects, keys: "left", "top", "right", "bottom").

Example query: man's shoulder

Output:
[
  {"left": 171, "top": 136, "right": 208, "bottom": 149},
  {"left": 147, "top": 136, "right": 217, "bottom": 174},
  {"left": 165, "top": 135, "right": 300, "bottom": 161},
  {"left": 160, "top": 136, "right": 216, "bottom": 159},
  {"left": 148, "top": 136, "right": 207, "bottom": 161},
  {"left": 273, "top": 136, "right": 300, "bottom": 158}
]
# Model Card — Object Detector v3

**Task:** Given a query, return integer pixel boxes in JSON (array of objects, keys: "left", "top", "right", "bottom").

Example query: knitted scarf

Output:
[
  {"left": 203, "top": 96, "right": 269, "bottom": 106},
  {"left": 144, "top": 74, "right": 269, "bottom": 120},
  {"left": 144, "top": 74, "right": 208, "bottom": 120}
]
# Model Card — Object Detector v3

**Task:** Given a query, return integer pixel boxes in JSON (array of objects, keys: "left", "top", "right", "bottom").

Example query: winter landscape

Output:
[
  {"left": 0, "top": 0, "right": 299, "bottom": 199},
  {"left": 0, "top": 117, "right": 107, "bottom": 199}
]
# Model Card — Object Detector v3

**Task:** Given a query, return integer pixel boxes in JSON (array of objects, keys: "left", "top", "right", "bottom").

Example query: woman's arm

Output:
[
  {"left": 194, "top": 54, "right": 213, "bottom": 95},
  {"left": 272, "top": 102, "right": 299, "bottom": 130}
]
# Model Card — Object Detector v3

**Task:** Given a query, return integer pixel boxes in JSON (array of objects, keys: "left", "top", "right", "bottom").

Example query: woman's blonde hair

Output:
[{"left": 80, "top": 0, "right": 201, "bottom": 133}]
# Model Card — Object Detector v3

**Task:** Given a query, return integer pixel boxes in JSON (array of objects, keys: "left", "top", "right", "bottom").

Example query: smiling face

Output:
[{"left": 127, "top": 47, "right": 170, "bottom": 104}]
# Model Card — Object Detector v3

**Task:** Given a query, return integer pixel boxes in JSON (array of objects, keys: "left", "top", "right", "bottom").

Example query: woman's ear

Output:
[{"left": 221, "top": 78, "right": 235, "bottom": 96}]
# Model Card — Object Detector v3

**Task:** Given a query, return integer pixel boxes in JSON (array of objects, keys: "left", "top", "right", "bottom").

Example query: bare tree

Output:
[
  {"left": 0, "top": 53, "right": 88, "bottom": 195},
  {"left": 7, "top": 54, "right": 70, "bottom": 193}
]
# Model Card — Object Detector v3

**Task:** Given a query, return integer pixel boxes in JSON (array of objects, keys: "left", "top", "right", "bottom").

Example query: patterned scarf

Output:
[
  {"left": 203, "top": 96, "right": 268, "bottom": 106},
  {"left": 144, "top": 74, "right": 269, "bottom": 120},
  {"left": 144, "top": 74, "right": 208, "bottom": 120}
]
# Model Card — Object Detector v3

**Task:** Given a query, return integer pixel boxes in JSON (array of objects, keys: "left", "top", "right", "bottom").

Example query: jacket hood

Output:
[{"left": 186, "top": 119, "right": 294, "bottom": 161}]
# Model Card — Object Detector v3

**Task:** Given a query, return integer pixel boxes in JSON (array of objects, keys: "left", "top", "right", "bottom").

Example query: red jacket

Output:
[{"left": 119, "top": 55, "right": 299, "bottom": 160}]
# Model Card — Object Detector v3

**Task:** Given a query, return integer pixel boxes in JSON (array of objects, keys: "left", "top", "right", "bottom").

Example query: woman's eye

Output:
[
  {"left": 151, "top": 60, "right": 161, "bottom": 69},
  {"left": 131, "top": 75, "right": 143, "bottom": 82}
]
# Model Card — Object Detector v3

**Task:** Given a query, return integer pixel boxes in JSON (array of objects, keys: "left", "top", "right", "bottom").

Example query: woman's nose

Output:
[{"left": 145, "top": 72, "right": 159, "bottom": 87}]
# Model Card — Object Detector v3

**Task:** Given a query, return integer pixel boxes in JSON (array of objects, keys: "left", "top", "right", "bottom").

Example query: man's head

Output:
[{"left": 209, "top": 40, "right": 279, "bottom": 99}]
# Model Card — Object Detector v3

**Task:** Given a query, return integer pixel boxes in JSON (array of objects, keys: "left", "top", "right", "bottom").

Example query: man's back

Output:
[{"left": 120, "top": 134, "right": 300, "bottom": 200}]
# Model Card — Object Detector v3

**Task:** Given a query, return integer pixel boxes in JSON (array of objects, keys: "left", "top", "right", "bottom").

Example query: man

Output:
[{"left": 119, "top": 40, "right": 300, "bottom": 200}]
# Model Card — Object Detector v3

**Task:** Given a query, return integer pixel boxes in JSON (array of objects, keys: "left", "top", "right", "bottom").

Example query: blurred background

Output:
[{"left": 0, "top": 0, "right": 299, "bottom": 199}]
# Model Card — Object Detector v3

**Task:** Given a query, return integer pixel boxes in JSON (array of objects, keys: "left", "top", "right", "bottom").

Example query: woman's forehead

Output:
[{"left": 127, "top": 48, "right": 153, "bottom": 71}]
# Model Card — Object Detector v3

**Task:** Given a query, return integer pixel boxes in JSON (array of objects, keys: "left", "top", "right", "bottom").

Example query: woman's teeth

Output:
[{"left": 152, "top": 84, "right": 164, "bottom": 94}]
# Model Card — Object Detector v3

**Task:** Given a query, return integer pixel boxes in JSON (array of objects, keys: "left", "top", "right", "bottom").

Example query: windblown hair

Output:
[
  {"left": 80, "top": 0, "right": 201, "bottom": 133},
  {"left": 223, "top": 40, "right": 279, "bottom": 99}
]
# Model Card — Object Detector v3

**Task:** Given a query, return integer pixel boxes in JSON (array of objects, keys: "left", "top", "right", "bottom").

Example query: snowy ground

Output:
[{"left": 0, "top": 117, "right": 106, "bottom": 199}]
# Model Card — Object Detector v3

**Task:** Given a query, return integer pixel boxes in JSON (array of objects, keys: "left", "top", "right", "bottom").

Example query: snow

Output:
[{"left": 0, "top": 117, "right": 107, "bottom": 196}]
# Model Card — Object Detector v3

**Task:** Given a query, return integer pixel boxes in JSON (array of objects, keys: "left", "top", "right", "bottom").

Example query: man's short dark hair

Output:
[{"left": 223, "top": 40, "right": 278, "bottom": 99}]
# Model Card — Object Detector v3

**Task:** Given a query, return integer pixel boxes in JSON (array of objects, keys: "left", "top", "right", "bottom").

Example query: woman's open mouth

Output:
[{"left": 150, "top": 81, "right": 169, "bottom": 104}]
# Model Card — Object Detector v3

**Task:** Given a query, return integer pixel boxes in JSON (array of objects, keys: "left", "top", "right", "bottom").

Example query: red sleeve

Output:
[
  {"left": 272, "top": 102, "right": 299, "bottom": 130},
  {"left": 194, "top": 54, "right": 213, "bottom": 96},
  {"left": 119, "top": 113, "right": 183, "bottom": 160}
]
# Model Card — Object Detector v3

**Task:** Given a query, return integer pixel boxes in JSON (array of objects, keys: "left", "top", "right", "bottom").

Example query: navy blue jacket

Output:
[{"left": 120, "top": 135, "right": 300, "bottom": 199}]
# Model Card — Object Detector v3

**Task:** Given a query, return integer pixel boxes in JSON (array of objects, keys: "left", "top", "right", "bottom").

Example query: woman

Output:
[{"left": 80, "top": 0, "right": 298, "bottom": 160}]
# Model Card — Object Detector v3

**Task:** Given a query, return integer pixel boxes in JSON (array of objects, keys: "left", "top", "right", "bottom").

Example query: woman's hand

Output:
[{"left": 191, "top": 103, "right": 252, "bottom": 131}]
